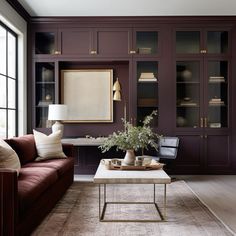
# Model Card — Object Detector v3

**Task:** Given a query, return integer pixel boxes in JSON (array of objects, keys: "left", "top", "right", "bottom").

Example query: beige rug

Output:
[{"left": 32, "top": 181, "right": 233, "bottom": 236}]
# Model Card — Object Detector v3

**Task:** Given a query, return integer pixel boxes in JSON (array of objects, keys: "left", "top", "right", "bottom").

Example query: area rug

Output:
[{"left": 32, "top": 181, "right": 233, "bottom": 236}]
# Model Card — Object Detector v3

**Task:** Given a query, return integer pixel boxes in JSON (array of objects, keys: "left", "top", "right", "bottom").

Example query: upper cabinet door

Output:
[
  {"left": 59, "top": 28, "right": 93, "bottom": 56},
  {"left": 33, "top": 29, "right": 59, "bottom": 57},
  {"left": 206, "top": 30, "right": 229, "bottom": 54},
  {"left": 132, "top": 29, "right": 159, "bottom": 56},
  {"left": 94, "top": 28, "right": 132, "bottom": 57},
  {"left": 176, "top": 30, "right": 201, "bottom": 54},
  {"left": 176, "top": 29, "right": 229, "bottom": 55}
]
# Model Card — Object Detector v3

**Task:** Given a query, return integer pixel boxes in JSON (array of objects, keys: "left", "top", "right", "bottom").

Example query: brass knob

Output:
[
  {"left": 54, "top": 50, "right": 61, "bottom": 55},
  {"left": 204, "top": 135, "right": 208, "bottom": 138},
  {"left": 200, "top": 49, "right": 207, "bottom": 54},
  {"left": 129, "top": 50, "right": 136, "bottom": 54}
]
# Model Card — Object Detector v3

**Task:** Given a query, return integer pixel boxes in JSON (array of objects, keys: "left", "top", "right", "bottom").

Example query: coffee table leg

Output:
[{"left": 164, "top": 184, "right": 167, "bottom": 219}]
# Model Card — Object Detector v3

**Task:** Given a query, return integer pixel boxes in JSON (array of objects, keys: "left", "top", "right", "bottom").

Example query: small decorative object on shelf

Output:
[
  {"left": 99, "top": 110, "right": 160, "bottom": 165},
  {"left": 209, "top": 123, "right": 221, "bottom": 128},
  {"left": 181, "top": 69, "right": 192, "bottom": 80},
  {"left": 139, "top": 72, "right": 157, "bottom": 82},
  {"left": 138, "top": 47, "right": 152, "bottom": 54},
  {"left": 42, "top": 67, "right": 53, "bottom": 82},
  {"left": 209, "top": 97, "right": 224, "bottom": 105},
  {"left": 209, "top": 76, "right": 225, "bottom": 83}
]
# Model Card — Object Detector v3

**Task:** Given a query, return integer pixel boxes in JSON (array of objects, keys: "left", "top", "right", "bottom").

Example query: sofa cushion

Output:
[
  {"left": 0, "top": 139, "right": 21, "bottom": 175},
  {"left": 23, "top": 157, "right": 74, "bottom": 176},
  {"left": 6, "top": 135, "right": 37, "bottom": 165},
  {"left": 18, "top": 167, "right": 58, "bottom": 215},
  {"left": 33, "top": 130, "right": 66, "bottom": 161}
]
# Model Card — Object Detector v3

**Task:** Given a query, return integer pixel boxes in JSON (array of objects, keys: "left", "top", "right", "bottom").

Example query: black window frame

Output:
[{"left": 0, "top": 21, "right": 18, "bottom": 138}]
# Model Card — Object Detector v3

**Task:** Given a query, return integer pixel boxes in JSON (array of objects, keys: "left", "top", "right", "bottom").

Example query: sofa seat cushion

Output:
[
  {"left": 18, "top": 167, "right": 58, "bottom": 215},
  {"left": 23, "top": 157, "right": 74, "bottom": 176}
]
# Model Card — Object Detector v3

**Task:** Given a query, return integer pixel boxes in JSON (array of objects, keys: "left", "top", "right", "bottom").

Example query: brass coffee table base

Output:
[{"left": 98, "top": 184, "right": 167, "bottom": 222}]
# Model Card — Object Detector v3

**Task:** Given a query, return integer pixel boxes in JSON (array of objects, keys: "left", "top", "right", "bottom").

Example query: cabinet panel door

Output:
[
  {"left": 174, "top": 135, "right": 203, "bottom": 174},
  {"left": 95, "top": 28, "right": 131, "bottom": 56},
  {"left": 205, "top": 135, "right": 231, "bottom": 172},
  {"left": 60, "top": 29, "right": 92, "bottom": 55}
]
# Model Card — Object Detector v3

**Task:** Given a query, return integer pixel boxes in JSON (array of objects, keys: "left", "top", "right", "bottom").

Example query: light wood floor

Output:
[
  {"left": 75, "top": 175, "right": 236, "bottom": 235},
  {"left": 177, "top": 175, "right": 236, "bottom": 235}
]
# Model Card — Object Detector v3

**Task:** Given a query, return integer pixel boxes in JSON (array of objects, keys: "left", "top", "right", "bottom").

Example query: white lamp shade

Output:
[{"left": 48, "top": 104, "right": 68, "bottom": 121}]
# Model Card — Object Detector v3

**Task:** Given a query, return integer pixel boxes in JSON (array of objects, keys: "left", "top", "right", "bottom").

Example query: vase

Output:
[{"left": 123, "top": 149, "right": 135, "bottom": 165}]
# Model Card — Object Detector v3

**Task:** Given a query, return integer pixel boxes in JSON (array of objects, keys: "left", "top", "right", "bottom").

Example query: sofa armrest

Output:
[
  {"left": 62, "top": 143, "right": 75, "bottom": 157},
  {"left": 0, "top": 169, "right": 18, "bottom": 236}
]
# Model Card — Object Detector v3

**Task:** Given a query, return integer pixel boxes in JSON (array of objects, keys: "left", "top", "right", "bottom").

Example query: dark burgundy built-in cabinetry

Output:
[{"left": 28, "top": 17, "right": 236, "bottom": 174}]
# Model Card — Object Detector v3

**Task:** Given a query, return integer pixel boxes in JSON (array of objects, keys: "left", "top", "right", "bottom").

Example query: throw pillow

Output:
[
  {"left": 0, "top": 139, "right": 21, "bottom": 175},
  {"left": 33, "top": 130, "right": 67, "bottom": 161}
]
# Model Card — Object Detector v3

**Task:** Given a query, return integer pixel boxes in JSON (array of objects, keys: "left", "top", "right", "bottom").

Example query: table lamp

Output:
[{"left": 48, "top": 104, "right": 67, "bottom": 136}]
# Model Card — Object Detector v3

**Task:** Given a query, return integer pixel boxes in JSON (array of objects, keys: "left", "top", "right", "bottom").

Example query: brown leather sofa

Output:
[{"left": 0, "top": 134, "right": 74, "bottom": 236}]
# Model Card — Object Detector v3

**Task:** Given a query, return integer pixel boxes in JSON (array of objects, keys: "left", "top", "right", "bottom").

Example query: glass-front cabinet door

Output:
[
  {"left": 35, "top": 62, "right": 55, "bottom": 128},
  {"left": 176, "top": 61, "right": 201, "bottom": 128},
  {"left": 207, "top": 60, "right": 228, "bottom": 128},
  {"left": 175, "top": 29, "right": 229, "bottom": 130},
  {"left": 133, "top": 30, "right": 158, "bottom": 55},
  {"left": 136, "top": 61, "right": 158, "bottom": 126}
]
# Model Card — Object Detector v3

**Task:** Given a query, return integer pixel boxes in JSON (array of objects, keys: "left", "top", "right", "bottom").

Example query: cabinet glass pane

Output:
[
  {"left": 207, "top": 31, "right": 228, "bottom": 54},
  {"left": 136, "top": 31, "right": 158, "bottom": 54},
  {"left": 35, "top": 32, "right": 55, "bottom": 54},
  {"left": 207, "top": 61, "right": 228, "bottom": 128},
  {"left": 176, "top": 31, "right": 200, "bottom": 54},
  {"left": 176, "top": 61, "right": 200, "bottom": 128},
  {"left": 137, "top": 61, "right": 158, "bottom": 126},
  {"left": 36, "top": 107, "right": 51, "bottom": 128},
  {"left": 35, "top": 62, "right": 55, "bottom": 128},
  {"left": 36, "top": 62, "right": 55, "bottom": 82}
]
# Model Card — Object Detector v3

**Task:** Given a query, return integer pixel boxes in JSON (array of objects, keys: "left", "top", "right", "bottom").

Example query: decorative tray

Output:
[{"left": 102, "top": 159, "right": 164, "bottom": 171}]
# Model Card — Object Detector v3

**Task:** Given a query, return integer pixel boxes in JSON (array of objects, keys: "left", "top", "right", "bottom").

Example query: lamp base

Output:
[{"left": 52, "top": 121, "right": 64, "bottom": 137}]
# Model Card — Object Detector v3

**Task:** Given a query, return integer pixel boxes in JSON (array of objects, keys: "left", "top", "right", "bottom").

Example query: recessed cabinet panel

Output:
[
  {"left": 96, "top": 30, "right": 130, "bottom": 56},
  {"left": 35, "top": 32, "right": 55, "bottom": 54},
  {"left": 61, "top": 29, "right": 92, "bottom": 55},
  {"left": 207, "top": 31, "right": 228, "bottom": 54},
  {"left": 206, "top": 135, "right": 230, "bottom": 167},
  {"left": 176, "top": 61, "right": 200, "bottom": 128},
  {"left": 176, "top": 31, "right": 200, "bottom": 54},
  {"left": 136, "top": 31, "right": 158, "bottom": 54},
  {"left": 137, "top": 61, "right": 158, "bottom": 126},
  {"left": 207, "top": 61, "right": 228, "bottom": 128}
]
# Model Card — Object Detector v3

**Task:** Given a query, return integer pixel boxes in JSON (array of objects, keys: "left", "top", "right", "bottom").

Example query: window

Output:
[{"left": 0, "top": 21, "right": 17, "bottom": 138}]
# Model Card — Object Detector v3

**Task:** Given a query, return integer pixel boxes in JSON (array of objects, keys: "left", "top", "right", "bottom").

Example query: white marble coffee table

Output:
[{"left": 93, "top": 160, "right": 171, "bottom": 222}]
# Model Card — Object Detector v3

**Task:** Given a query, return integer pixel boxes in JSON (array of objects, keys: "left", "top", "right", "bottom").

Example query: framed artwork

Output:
[{"left": 61, "top": 69, "right": 113, "bottom": 123}]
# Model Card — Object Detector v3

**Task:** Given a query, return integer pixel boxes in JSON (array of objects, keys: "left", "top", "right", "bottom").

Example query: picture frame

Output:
[{"left": 61, "top": 69, "right": 113, "bottom": 123}]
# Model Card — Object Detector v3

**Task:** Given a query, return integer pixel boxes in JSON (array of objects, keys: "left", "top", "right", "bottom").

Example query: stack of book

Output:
[
  {"left": 139, "top": 72, "right": 157, "bottom": 82},
  {"left": 209, "top": 98, "right": 224, "bottom": 105},
  {"left": 209, "top": 76, "right": 225, "bottom": 83}
]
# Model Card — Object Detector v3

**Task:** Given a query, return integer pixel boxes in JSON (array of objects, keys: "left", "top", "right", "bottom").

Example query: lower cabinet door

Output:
[{"left": 205, "top": 134, "right": 231, "bottom": 173}]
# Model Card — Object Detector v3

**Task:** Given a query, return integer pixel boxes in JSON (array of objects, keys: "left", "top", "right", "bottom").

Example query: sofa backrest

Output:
[{"left": 5, "top": 134, "right": 37, "bottom": 165}]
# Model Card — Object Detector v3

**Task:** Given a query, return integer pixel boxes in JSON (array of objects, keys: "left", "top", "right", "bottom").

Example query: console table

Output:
[{"left": 61, "top": 138, "right": 123, "bottom": 174}]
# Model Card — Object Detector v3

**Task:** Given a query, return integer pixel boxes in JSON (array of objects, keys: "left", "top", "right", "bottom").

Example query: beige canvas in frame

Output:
[{"left": 61, "top": 69, "right": 113, "bottom": 123}]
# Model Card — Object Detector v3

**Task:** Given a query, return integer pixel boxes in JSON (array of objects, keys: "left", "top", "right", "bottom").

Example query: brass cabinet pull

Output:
[
  {"left": 200, "top": 49, "right": 207, "bottom": 54},
  {"left": 90, "top": 50, "right": 97, "bottom": 55},
  {"left": 129, "top": 50, "right": 136, "bottom": 54},
  {"left": 200, "top": 135, "right": 203, "bottom": 138},
  {"left": 204, "top": 135, "right": 208, "bottom": 138},
  {"left": 200, "top": 118, "right": 203, "bottom": 128},
  {"left": 204, "top": 117, "right": 208, "bottom": 127},
  {"left": 54, "top": 50, "right": 61, "bottom": 55}
]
